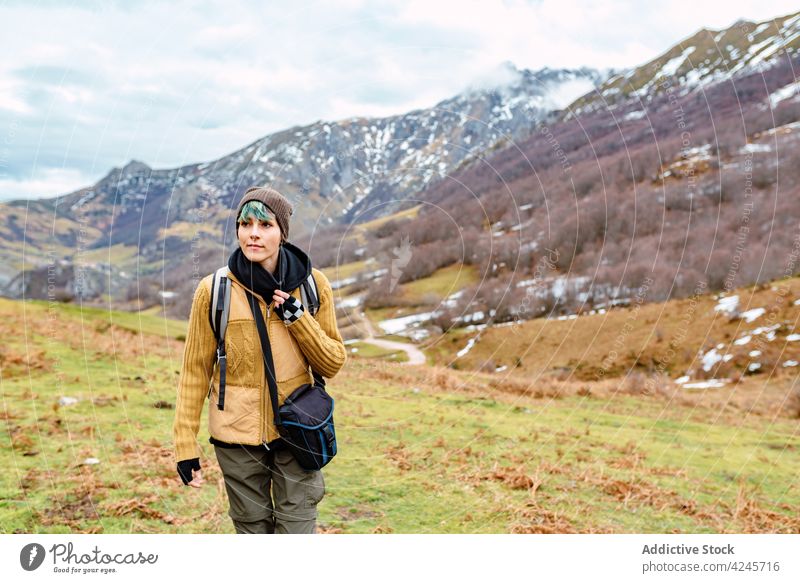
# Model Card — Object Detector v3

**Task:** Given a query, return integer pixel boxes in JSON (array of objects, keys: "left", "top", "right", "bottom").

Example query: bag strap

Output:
[
  {"left": 208, "top": 266, "right": 231, "bottom": 409},
  {"left": 245, "top": 289, "right": 282, "bottom": 428},
  {"left": 210, "top": 266, "right": 327, "bottom": 410}
]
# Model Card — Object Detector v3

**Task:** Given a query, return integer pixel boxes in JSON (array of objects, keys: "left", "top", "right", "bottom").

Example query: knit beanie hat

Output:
[{"left": 235, "top": 186, "right": 293, "bottom": 243}]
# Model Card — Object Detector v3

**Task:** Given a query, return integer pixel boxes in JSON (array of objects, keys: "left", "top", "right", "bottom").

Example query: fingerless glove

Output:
[
  {"left": 177, "top": 458, "right": 200, "bottom": 485},
  {"left": 275, "top": 295, "right": 304, "bottom": 325}
]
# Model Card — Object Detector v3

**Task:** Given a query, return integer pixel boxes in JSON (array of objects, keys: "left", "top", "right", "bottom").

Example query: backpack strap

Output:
[
  {"left": 301, "top": 272, "right": 326, "bottom": 388},
  {"left": 208, "top": 266, "right": 231, "bottom": 410},
  {"left": 300, "top": 272, "right": 320, "bottom": 317}
]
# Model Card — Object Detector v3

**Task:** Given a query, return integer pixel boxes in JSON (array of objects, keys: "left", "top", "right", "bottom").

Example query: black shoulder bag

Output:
[{"left": 245, "top": 290, "right": 337, "bottom": 471}]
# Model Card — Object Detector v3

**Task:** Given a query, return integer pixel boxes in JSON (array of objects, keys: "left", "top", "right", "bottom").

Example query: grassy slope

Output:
[
  {"left": 343, "top": 204, "right": 422, "bottom": 246},
  {"left": 79, "top": 244, "right": 140, "bottom": 266},
  {"left": 330, "top": 259, "right": 371, "bottom": 283},
  {"left": 1, "top": 297, "right": 798, "bottom": 533},
  {"left": 399, "top": 263, "right": 479, "bottom": 305},
  {"left": 346, "top": 341, "right": 409, "bottom": 363},
  {"left": 342, "top": 262, "right": 479, "bottom": 325},
  {"left": 32, "top": 300, "right": 188, "bottom": 340}
]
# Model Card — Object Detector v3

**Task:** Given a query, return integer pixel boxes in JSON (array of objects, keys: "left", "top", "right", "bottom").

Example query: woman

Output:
[{"left": 172, "top": 186, "right": 347, "bottom": 534}]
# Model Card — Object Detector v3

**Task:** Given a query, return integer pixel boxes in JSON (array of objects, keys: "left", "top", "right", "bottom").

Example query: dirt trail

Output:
[{"left": 353, "top": 308, "right": 427, "bottom": 366}]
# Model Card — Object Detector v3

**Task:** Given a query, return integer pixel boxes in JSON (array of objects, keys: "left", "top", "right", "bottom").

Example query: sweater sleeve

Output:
[
  {"left": 285, "top": 270, "right": 347, "bottom": 379},
  {"left": 173, "top": 277, "right": 216, "bottom": 463}
]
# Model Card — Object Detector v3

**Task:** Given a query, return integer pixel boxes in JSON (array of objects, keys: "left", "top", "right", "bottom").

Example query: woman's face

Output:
[{"left": 237, "top": 213, "right": 282, "bottom": 266}]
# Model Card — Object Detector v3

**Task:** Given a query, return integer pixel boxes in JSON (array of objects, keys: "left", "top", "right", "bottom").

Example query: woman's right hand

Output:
[{"left": 177, "top": 458, "right": 204, "bottom": 488}]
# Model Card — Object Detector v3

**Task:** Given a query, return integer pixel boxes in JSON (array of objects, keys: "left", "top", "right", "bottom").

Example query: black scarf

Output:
[{"left": 227, "top": 242, "right": 313, "bottom": 301}]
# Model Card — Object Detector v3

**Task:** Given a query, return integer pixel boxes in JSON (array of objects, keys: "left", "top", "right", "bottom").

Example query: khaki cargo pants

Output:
[{"left": 214, "top": 443, "right": 325, "bottom": 534}]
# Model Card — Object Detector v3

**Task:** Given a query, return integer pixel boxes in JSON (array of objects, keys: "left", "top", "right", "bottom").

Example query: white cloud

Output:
[
  {"left": 393, "top": 0, "right": 800, "bottom": 70},
  {"left": 544, "top": 78, "right": 598, "bottom": 109},
  {"left": 0, "top": 79, "right": 33, "bottom": 114},
  {"left": 0, "top": 0, "right": 798, "bottom": 200},
  {"left": 0, "top": 167, "right": 94, "bottom": 202}
]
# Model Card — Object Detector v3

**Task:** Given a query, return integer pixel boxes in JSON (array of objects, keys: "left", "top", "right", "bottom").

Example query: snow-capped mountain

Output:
[
  {"left": 568, "top": 10, "right": 800, "bottom": 115},
  {"left": 5, "top": 8, "right": 799, "bottom": 307},
  {"left": 70, "top": 64, "right": 602, "bottom": 227},
  {"left": 0, "top": 64, "right": 604, "bottom": 297},
  {"left": 61, "top": 63, "right": 602, "bottom": 234}
]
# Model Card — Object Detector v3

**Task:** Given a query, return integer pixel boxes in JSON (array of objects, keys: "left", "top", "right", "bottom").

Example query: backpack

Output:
[{"left": 206, "top": 266, "right": 324, "bottom": 410}]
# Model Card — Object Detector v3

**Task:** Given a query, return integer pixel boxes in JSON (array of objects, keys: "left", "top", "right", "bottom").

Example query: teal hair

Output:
[{"left": 237, "top": 200, "right": 275, "bottom": 225}]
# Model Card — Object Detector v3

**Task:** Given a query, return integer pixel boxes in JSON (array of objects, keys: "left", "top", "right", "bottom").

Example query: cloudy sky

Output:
[{"left": 0, "top": 0, "right": 797, "bottom": 201}]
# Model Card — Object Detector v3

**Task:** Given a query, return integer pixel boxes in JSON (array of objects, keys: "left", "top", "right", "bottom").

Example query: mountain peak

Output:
[
  {"left": 569, "top": 9, "right": 800, "bottom": 114},
  {"left": 121, "top": 160, "right": 151, "bottom": 174}
]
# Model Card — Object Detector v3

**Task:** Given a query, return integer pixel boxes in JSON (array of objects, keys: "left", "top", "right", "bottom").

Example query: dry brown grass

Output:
[
  {"left": 384, "top": 442, "right": 414, "bottom": 471},
  {"left": 509, "top": 502, "right": 580, "bottom": 533},
  {"left": 423, "top": 277, "right": 800, "bottom": 420},
  {"left": 728, "top": 483, "right": 800, "bottom": 533},
  {"left": 0, "top": 346, "right": 53, "bottom": 378}
]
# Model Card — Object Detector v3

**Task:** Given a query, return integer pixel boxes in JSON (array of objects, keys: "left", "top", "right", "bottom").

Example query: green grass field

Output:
[
  {"left": 345, "top": 341, "right": 409, "bottom": 363},
  {"left": 1, "top": 297, "right": 798, "bottom": 533},
  {"left": 399, "top": 263, "right": 478, "bottom": 306}
]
